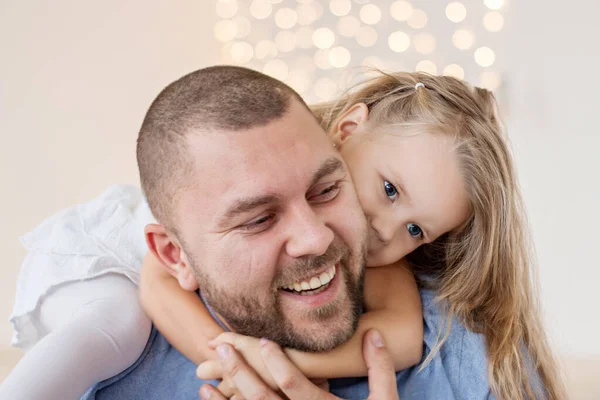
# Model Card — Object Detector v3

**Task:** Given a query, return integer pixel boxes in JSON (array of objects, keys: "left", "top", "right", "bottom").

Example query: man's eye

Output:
[
  {"left": 406, "top": 223, "right": 423, "bottom": 238},
  {"left": 310, "top": 183, "right": 340, "bottom": 203},
  {"left": 383, "top": 180, "right": 398, "bottom": 202},
  {"left": 240, "top": 214, "right": 274, "bottom": 232}
]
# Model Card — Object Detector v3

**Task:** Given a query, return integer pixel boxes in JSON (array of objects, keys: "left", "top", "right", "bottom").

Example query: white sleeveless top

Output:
[{"left": 9, "top": 185, "right": 154, "bottom": 349}]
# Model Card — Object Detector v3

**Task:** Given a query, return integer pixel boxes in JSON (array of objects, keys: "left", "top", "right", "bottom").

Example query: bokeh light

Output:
[
  {"left": 314, "top": 49, "right": 332, "bottom": 70},
  {"left": 360, "top": 4, "right": 382, "bottom": 25},
  {"left": 329, "top": 0, "right": 352, "bottom": 17},
  {"left": 337, "top": 15, "right": 361, "bottom": 37},
  {"left": 407, "top": 9, "right": 428, "bottom": 29},
  {"left": 214, "top": 20, "right": 237, "bottom": 42},
  {"left": 390, "top": 0, "right": 413, "bottom": 22},
  {"left": 230, "top": 41, "right": 253, "bottom": 64},
  {"left": 483, "top": 12, "right": 504, "bottom": 32},
  {"left": 416, "top": 60, "right": 437, "bottom": 75},
  {"left": 249, "top": 0, "right": 272, "bottom": 19},
  {"left": 356, "top": 26, "right": 378, "bottom": 47},
  {"left": 275, "top": 8, "right": 298, "bottom": 29},
  {"left": 329, "top": 46, "right": 351, "bottom": 68},
  {"left": 263, "top": 59, "right": 289, "bottom": 80},
  {"left": 452, "top": 29, "right": 475, "bottom": 50},
  {"left": 484, "top": 0, "right": 504, "bottom": 10},
  {"left": 388, "top": 31, "right": 411, "bottom": 53},
  {"left": 480, "top": 70, "right": 502, "bottom": 90},
  {"left": 216, "top": 0, "right": 238, "bottom": 19},
  {"left": 474, "top": 46, "right": 496, "bottom": 67},
  {"left": 313, "top": 27, "right": 335, "bottom": 49},
  {"left": 443, "top": 64, "right": 465, "bottom": 79},
  {"left": 445, "top": 2, "right": 467, "bottom": 23},
  {"left": 233, "top": 16, "right": 251, "bottom": 38}
]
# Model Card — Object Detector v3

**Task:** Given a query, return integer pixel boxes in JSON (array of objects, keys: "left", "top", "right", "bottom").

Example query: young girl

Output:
[{"left": 1, "top": 71, "right": 563, "bottom": 400}]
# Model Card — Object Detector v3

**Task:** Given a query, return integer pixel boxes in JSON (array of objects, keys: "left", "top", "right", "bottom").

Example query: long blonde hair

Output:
[{"left": 311, "top": 71, "right": 565, "bottom": 399}]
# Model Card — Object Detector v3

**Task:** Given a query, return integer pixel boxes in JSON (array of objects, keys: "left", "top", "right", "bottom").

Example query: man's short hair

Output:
[{"left": 137, "top": 65, "right": 307, "bottom": 232}]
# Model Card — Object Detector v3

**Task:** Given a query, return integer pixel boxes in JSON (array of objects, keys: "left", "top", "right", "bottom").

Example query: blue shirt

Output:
[{"left": 81, "top": 289, "right": 494, "bottom": 399}]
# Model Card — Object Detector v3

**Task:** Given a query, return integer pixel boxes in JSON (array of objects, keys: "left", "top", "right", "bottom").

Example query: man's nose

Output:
[{"left": 285, "top": 204, "right": 334, "bottom": 259}]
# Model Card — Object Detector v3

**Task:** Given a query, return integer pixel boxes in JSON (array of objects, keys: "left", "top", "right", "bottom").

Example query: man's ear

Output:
[
  {"left": 144, "top": 223, "right": 199, "bottom": 291},
  {"left": 330, "top": 103, "right": 369, "bottom": 147}
]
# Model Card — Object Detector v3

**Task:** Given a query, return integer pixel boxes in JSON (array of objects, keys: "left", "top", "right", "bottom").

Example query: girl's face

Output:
[{"left": 333, "top": 104, "right": 472, "bottom": 267}]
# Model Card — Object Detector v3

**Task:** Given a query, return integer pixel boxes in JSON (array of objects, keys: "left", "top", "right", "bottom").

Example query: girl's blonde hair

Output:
[{"left": 311, "top": 71, "right": 565, "bottom": 399}]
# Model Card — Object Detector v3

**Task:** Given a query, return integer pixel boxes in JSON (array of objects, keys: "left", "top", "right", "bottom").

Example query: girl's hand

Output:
[{"left": 197, "top": 333, "right": 278, "bottom": 397}]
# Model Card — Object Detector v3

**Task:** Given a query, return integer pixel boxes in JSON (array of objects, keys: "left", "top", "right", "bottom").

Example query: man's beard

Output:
[{"left": 188, "top": 241, "right": 366, "bottom": 352}]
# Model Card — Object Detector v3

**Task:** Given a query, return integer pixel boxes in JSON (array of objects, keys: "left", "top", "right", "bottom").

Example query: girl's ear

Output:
[{"left": 330, "top": 103, "right": 370, "bottom": 147}]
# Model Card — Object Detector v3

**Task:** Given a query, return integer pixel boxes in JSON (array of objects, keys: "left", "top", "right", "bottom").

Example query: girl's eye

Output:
[
  {"left": 406, "top": 223, "right": 423, "bottom": 238},
  {"left": 383, "top": 180, "right": 398, "bottom": 201}
]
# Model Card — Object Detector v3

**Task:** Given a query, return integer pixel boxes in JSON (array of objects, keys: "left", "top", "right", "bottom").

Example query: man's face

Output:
[{"left": 175, "top": 100, "right": 368, "bottom": 352}]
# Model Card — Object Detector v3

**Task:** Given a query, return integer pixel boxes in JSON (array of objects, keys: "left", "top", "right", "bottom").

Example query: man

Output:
[{"left": 82, "top": 66, "right": 490, "bottom": 399}]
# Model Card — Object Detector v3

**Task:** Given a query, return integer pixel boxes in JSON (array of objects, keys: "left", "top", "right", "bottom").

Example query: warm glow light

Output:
[
  {"left": 233, "top": 16, "right": 251, "bottom": 38},
  {"left": 250, "top": 0, "right": 272, "bottom": 19},
  {"left": 269, "top": 0, "right": 283, "bottom": 3},
  {"left": 330, "top": 0, "right": 352, "bottom": 17},
  {"left": 313, "top": 27, "right": 335, "bottom": 49},
  {"left": 329, "top": 46, "right": 351, "bottom": 68},
  {"left": 388, "top": 31, "right": 411, "bottom": 53},
  {"left": 254, "top": 40, "right": 278, "bottom": 59},
  {"left": 356, "top": 26, "right": 378, "bottom": 47},
  {"left": 337, "top": 15, "right": 360, "bottom": 37},
  {"left": 390, "top": 0, "right": 413, "bottom": 21},
  {"left": 484, "top": 0, "right": 504, "bottom": 10},
  {"left": 416, "top": 60, "right": 437, "bottom": 75},
  {"left": 295, "top": 27, "right": 314, "bottom": 49},
  {"left": 362, "top": 56, "right": 386, "bottom": 69},
  {"left": 413, "top": 33, "right": 435, "bottom": 54},
  {"left": 452, "top": 29, "right": 474, "bottom": 50},
  {"left": 314, "top": 49, "right": 332, "bottom": 70},
  {"left": 296, "top": 3, "right": 318, "bottom": 26},
  {"left": 216, "top": 0, "right": 238, "bottom": 19},
  {"left": 295, "top": 55, "right": 316, "bottom": 72},
  {"left": 214, "top": 20, "right": 237, "bottom": 42},
  {"left": 263, "top": 59, "right": 289, "bottom": 80},
  {"left": 315, "top": 77, "right": 338, "bottom": 100},
  {"left": 286, "top": 70, "right": 310, "bottom": 94},
  {"left": 445, "top": 2, "right": 467, "bottom": 23},
  {"left": 480, "top": 71, "right": 502, "bottom": 90},
  {"left": 483, "top": 11, "right": 504, "bottom": 32},
  {"left": 407, "top": 9, "right": 427, "bottom": 29},
  {"left": 275, "top": 31, "right": 296, "bottom": 52},
  {"left": 275, "top": 7, "right": 298, "bottom": 29},
  {"left": 474, "top": 46, "right": 496, "bottom": 67},
  {"left": 360, "top": 4, "right": 382, "bottom": 25},
  {"left": 443, "top": 64, "right": 465, "bottom": 79},
  {"left": 230, "top": 42, "right": 253, "bottom": 64}
]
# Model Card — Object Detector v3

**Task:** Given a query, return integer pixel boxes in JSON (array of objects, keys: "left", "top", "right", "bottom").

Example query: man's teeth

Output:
[{"left": 283, "top": 265, "right": 336, "bottom": 292}]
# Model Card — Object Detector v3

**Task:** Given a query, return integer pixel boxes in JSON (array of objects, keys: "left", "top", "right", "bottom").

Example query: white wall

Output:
[
  {"left": 1, "top": 0, "right": 598, "bottom": 363},
  {"left": 0, "top": 0, "right": 219, "bottom": 348},
  {"left": 500, "top": 0, "right": 600, "bottom": 358}
]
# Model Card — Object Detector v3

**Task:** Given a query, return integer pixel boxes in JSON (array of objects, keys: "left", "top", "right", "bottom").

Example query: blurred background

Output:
[{"left": 1, "top": 0, "right": 598, "bottom": 397}]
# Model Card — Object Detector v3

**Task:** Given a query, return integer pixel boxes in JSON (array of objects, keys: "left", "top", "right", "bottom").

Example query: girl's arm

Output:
[
  {"left": 138, "top": 252, "right": 225, "bottom": 365},
  {"left": 286, "top": 259, "right": 423, "bottom": 378},
  {"left": 209, "top": 259, "right": 423, "bottom": 380}
]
